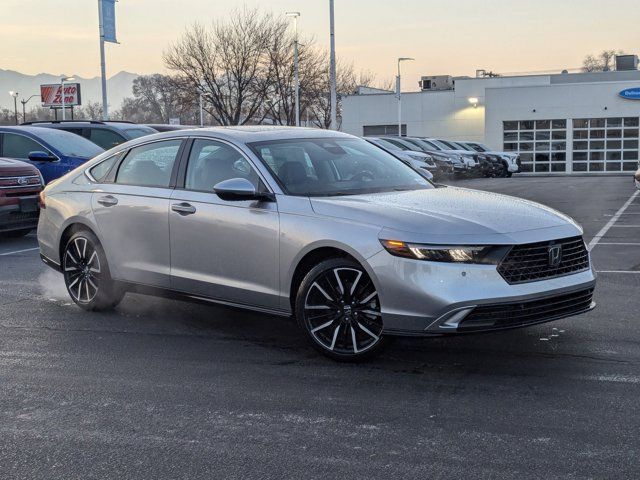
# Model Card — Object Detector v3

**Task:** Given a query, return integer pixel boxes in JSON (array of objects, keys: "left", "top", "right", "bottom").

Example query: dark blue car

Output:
[{"left": 0, "top": 126, "right": 104, "bottom": 184}]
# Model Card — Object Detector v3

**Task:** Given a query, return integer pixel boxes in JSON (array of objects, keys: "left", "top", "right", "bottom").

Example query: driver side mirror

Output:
[
  {"left": 213, "top": 178, "right": 274, "bottom": 202},
  {"left": 28, "top": 151, "right": 57, "bottom": 162}
]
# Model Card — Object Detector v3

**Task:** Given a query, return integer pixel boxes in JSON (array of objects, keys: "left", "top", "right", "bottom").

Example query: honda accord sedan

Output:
[{"left": 37, "top": 127, "right": 596, "bottom": 361}]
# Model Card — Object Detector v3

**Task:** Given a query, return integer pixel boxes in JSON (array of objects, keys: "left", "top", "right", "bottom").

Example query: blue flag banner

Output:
[{"left": 101, "top": 0, "right": 117, "bottom": 43}]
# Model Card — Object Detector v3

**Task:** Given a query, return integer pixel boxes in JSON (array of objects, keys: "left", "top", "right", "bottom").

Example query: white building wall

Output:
[{"left": 484, "top": 80, "right": 640, "bottom": 150}]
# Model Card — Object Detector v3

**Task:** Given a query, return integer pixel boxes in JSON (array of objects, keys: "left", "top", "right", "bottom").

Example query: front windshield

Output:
[
  {"left": 124, "top": 127, "right": 157, "bottom": 139},
  {"left": 421, "top": 139, "right": 444, "bottom": 151},
  {"left": 376, "top": 138, "right": 403, "bottom": 151},
  {"left": 454, "top": 142, "right": 474, "bottom": 152},
  {"left": 250, "top": 137, "right": 432, "bottom": 197},
  {"left": 435, "top": 139, "right": 459, "bottom": 150},
  {"left": 34, "top": 128, "right": 104, "bottom": 158}
]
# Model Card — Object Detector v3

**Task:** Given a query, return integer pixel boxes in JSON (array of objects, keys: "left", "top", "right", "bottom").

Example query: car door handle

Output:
[
  {"left": 171, "top": 202, "right": 196, "bottom": 215},
  {"left": 97, "top": 195, "right": 118, "bottom": 207}
]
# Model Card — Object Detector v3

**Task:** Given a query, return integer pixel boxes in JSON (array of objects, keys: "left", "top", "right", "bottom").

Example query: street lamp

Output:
[
  {"left": 286, "top": 12, "right": 301, "bottom": 125},
  {"left": 329, "top": 0, "right": 337, "bottom": 130},
  {"left": 396, "top": 57, "right": 414, "bottom": 137},
  {"left": 20, "top": 94, "right": 40, "bottom": 123},
  {"left": 8, "top": 91, "right": 18, "bottom": 125},
  {"left": 60, "top": 76, "right": 75, "bottom": 121},
  {"left": 286, "top": 11, "right": 301, "bottom": 127}
]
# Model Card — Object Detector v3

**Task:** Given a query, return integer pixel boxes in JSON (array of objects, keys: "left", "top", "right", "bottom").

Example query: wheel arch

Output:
[
  {"left": 57, "top": 220, "right": 99, "bottom": 265},
  {"left": 287, "top": 241, "right": 381, "bottom": 311}
]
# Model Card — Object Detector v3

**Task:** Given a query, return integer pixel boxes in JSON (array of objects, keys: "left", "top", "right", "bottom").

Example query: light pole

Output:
[
  {"left": 20, "top": 94, "right": 39, "bottom": 123},
  {"left": 286, "top": 12, "right": 301, "bottom": 127},
  {"left": 198, "top": 80, "right": 205, "bottom": 127},
  {"left": 8, "top": 91, "right": 18, "bottom": 125},
  {"left": 329, "top": 0, "right": 337, "bottom": 130},
  {"left": 60, "top": 76, "right": 75, "bottom": 121},
  {"left": 396, "top": 57, "right": 414, "bottom": 137}
]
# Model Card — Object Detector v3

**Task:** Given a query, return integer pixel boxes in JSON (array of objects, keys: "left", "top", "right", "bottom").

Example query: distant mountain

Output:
[{"left": 0, "top": 69, "right": 139, "bottom": 112}]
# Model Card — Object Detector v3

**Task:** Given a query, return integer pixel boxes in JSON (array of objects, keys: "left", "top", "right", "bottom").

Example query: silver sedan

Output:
[{"left": 37, "top": 127, "right": 596, "bottom": 361}]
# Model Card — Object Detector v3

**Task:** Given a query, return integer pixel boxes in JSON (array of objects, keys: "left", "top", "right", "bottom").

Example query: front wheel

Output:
[
  {"left": 63, "top": 230, "right": 124, "bottom": 311},
  {"left": 295, "top": 258, "right": 387, "bottom": 362}
]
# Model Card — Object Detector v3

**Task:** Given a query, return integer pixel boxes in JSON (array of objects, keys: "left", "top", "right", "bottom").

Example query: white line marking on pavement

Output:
[
  {"left": 0, "top": 247, "right": 39, "bottom": 256},
  {"left": 588, "top": 190, "right": 640, "bottom": 250},
  {"left": 596, "top": 270, "right": 640, "bottom": 274},
  {"left": 597, "top": 243, "right": 640, "bottom": 246},
  {"left": 610, "top": 225, "right": 640, "bottom": 228},
  {"left": 576, "top": 374, "right": 640, "bottom": 385}
]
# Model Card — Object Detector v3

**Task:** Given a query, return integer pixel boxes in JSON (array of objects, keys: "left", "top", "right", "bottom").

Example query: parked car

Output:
[
  {"left": 463, "top": 141, "right": 520, "bottom": 177},
  {"left": 364, "top": 137, "right": 436, "bottom": 179},
  {"left": 0, "top": 126, "right": 104, "bottom": 184},
  {"left": 23, "top": 120, "right": 157, "bottom": 150},
  {"left": 635, "top": 166, "right": 640, "bottom": 189},
  {"left": 425, "top": 138, "right": 485, "bottom": 176},
  {"left": 0, "top": 157, "right": 43, "bottom": 237},
  {"left": 408, "top": 137, "right": 476, "bottom": 175},
  {"left": 400, "top": 137, "right": 458, "bottom": 176},
  {"left": 38, "top": 127, "right": 596, "bottom": 361},
  {"left": 450, "top": 141, "right": 504, "bottom": 177}
]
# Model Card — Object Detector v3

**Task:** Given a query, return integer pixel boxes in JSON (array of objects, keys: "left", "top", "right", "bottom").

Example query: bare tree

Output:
[
  {"left": 79, "top": 101, "right": 103, "bottom": 120},
  {"left": 582, "top": 50, "right": 625, "bottom": 72},
  {"left": 307, "top": 55, "right": 377, "bottom": 129},
  {"left": 261, "top": 21, "right": 325, "bottom": 126},
  {"left": 164, "top": 8, "right": 280, "bottom": 126}
]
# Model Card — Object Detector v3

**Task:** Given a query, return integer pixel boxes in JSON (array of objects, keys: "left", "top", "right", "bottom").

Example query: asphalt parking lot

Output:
[{"left": 0, "top": 175, "right": 638, "bottom": 479}]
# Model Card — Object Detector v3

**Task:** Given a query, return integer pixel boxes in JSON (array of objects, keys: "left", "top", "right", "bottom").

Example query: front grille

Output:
[
  {"left": 497, "top": 236, "right": 589, "bottom": 284},
  {"left": 459, "top": 288, "right": 594, "bottom": 332}
]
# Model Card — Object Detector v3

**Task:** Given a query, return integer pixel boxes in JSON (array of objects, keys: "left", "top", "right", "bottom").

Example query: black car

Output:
[
  {"left": 145, "top": 124, "right": 196, "bottom": 132},
  {"left": 22, "top": 120, "right": 157, "bottom": 150}
]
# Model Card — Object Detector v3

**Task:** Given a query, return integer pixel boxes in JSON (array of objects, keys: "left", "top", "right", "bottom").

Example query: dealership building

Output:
[{"left": 341, "top": 60, "right": 640, "bottom": 174}]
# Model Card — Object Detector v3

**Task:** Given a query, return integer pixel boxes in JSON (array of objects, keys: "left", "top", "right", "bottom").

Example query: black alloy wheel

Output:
[
  {"left": 296, "top": 258, "right": 386, "bottom": 361},
  {"left": 63, "top": 230, "right": 124, "bottom": 311}
]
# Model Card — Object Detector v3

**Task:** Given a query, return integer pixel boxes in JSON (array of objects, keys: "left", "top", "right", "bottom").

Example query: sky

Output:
[{"left": 1, "top": 0, "right": 639, "bottom": 90}]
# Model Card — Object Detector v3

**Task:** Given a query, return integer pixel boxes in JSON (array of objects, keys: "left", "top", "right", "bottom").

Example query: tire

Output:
[
  {"left": 62, "top": 230, "right": 124, "bottom": 311},
  {"left": 295, "top": 258, "right": 387, "bottom": 362},
  {"left": 1, "top": 228, "right": 32, "bottom": 238}
]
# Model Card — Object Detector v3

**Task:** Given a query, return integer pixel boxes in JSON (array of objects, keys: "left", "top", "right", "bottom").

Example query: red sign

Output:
[{"left": 40, "top": 83, "right": 82, "bottom": 107}]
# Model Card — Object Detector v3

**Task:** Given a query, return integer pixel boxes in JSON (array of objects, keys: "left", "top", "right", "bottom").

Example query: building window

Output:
[
  {"left": 503, "top": 120, "right": 567, "bottom": 173},
  {"left": 572, "top": 117, "right": 639, "bottom": 172},
  {"left": 363, "top": 124, "right": 407, "bottom": 136}
]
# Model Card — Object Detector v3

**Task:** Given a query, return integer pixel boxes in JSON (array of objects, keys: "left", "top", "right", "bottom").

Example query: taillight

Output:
[{"left": 38, "top": 190, "right": 46, "bottom": 209}]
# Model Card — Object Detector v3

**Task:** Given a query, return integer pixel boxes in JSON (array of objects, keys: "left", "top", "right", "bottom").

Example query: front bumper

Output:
[
  {"left": 367, "top": 250, "right": 597, "bottom": 337},
  {"left": 0, "top": 199, "right": 39, "bottom": 233}
]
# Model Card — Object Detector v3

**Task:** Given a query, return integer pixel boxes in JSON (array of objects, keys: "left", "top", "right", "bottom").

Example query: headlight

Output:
[{"left": 380, "top": 240, "right": 506, "bottom": 264}]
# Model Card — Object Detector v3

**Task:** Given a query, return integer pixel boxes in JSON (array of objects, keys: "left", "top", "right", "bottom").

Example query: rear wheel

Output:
[
  {"left": 63, "top": 231, "right": 124, "bottom": 311},
  {"left": 295, "top": 258, "right": 387, "bottom": 362}
]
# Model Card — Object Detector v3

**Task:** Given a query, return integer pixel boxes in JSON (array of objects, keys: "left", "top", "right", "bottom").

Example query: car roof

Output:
[
  {"left": 141, "top": 126, "right": 355, "bottom": 144},
  {"left": 21, "top": 121, "right": 147, "bottom": 130}
]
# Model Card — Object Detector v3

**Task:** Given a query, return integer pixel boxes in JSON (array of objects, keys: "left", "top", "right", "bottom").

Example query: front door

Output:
[
  {"left": 91, "top": 139, "right": 184, "bottom": 288},
  {"left": 169, "top": 138, "right": 280, "bottom": 309}
]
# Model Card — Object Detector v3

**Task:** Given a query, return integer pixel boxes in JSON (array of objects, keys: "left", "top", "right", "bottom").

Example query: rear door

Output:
[
  {"left": 91, "top": 138, "right": 185, "bottom": 287},
  {"left": 169, "top": 138, "right": 280, "bottom": 309}
]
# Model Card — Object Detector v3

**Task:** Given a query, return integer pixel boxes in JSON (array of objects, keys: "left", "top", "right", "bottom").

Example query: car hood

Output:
[
  {"left": 0, "top": 157, "right": 39, "bottom": 176},
  {"left": 310, "top": 187, "right": 582, "bottom": 245}
]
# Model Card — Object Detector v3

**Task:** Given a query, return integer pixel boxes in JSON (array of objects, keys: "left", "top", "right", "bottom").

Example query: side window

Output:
[
  {"left": 89, "top": 154, "right": 120, "bottom": 183},
  {"left": 185, "top": 139, "right": 260, "bottom": 191},
  {"left": 89, "top": 129, "right": 126, "bottom": 150},
  {"left": 2, "top": 133, "right": 49, "bottom": 159},
  {"left": 116, "top": 140, "right": 182, "bottom": 187}
]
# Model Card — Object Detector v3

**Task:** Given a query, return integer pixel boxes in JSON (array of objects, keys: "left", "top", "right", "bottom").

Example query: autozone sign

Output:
[{"left": 40, "top": 83, "right": 82, "bottom": 107}]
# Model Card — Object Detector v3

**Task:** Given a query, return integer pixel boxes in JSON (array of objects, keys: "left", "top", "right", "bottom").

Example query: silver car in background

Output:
[{"left": 37, "top": 127, "right": 596, "bottom": 361}]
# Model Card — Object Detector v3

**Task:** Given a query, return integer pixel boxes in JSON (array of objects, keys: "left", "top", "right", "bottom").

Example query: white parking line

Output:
[
  {"left": 588, "top": 190, "right": 640, "bottom": 250},
  {"left": 576, "top": 374, "right": 640, "bottom": 385},
  {"left": 0, "top": 247, "right": 40, "bottom": 256},
  {"left": 597, "top": 270, "right": 640, "bottom": 274},
  {"left": 597, "top": 243, "right": 640, "bottom": 246}
]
